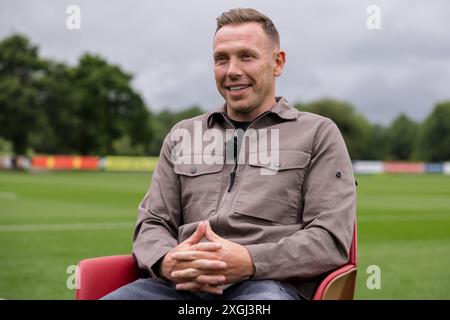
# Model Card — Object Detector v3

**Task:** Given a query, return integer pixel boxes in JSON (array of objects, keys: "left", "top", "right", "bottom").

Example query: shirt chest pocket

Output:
[
  {"left": 174, "top": 162, "right": 224, "bottom": 223},
  {"left": 234, "top": 149, "right": 311, "bottom": 225}
]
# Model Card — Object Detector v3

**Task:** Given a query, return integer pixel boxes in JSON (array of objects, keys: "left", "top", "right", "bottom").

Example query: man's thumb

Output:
[{"left": 185, "top": 221, "right": 206, "bottom": 244}]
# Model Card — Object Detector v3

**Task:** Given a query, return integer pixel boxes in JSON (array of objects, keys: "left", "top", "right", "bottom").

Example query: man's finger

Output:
[
  {"left": 176, "top": 281, "right": 202, "bottom": 291},
  {"left": 192, "top": 259, "right": 227, "bottom": 270},
  {"left": 171, "top": 268, "right": 200, "bottom": 280},
  {"left": 171, "top": 250, "right": 220, "bottom": 262},
  {"left": 191, "top": 242, "right": 222, "bottom": 251},
  {"left": 195, "top": 275, "right": 226, "bottom": 285},
  {"left": 198, "top": 285, "right": 224, "bottom": 295},
  {"left": 184, "top": 221, "right": 206, "bottom": 244},
  {"left": 177, "top": 283, "right": 223, "bottom": 295},
  {"left": 171, "top": 260, "right": 226, "bottom": 280}
]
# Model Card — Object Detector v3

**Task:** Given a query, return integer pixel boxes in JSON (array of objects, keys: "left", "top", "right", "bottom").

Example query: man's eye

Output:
[
  {"left": 215, "top": 57, "right": 227, "bottom": 64},
  {"left": 242, "top": 54, "right": 253, "bottom": 60}
]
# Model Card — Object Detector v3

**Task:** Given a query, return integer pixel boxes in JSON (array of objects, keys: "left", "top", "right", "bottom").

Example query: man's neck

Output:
[{"left": 226, "top": 97, "right": 278, "bottom": 122}]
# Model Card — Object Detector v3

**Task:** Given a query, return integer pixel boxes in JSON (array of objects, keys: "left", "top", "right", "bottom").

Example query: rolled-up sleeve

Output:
[
  {"left": 246, "top": 122, "right": 356, "bottom": 280},
  {"left": 132, "top": 129, "right": 183, "bottom": 278}
]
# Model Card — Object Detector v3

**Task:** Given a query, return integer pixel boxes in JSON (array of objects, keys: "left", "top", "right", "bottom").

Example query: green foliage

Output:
[
  {"left": 0, "top": 33, "right": 449, "bottom": 160},
  {"left": 0, "top": 34, "right": 47, "bottom": 154},
  {"left": 0, "top": 136, "right": 13, "bottom": 155},
  {"left": 0, "top": 34, "right": 153, "bottom": 156},
  {"left": 296, "top": 98, "right": 372, "bottom": 160},
  {"left": 32, "top": 61, "right": 79, "bottom": 154},
  {"left": 385, "top": 114, "right": 419, "bottom": 160},
  {"left": 0, "top": 34, "right": 46, "bottom": 78},
  {"left": 364, "top": 124, "right": 388, "bottom": 160},
  {"left": 148, "top": 106, "right": 204, "bottom": 155},
  {"left": 71, "top": 54, "right": 152, "bottom": 155},
  {"left": 111, "top": 135, "right": 146, "bottom": 156},
  {"left": 416, "top": 101, "right": 450, "bottom": 161}
]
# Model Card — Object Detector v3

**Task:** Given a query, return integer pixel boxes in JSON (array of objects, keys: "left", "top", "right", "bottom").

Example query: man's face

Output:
[{"left": 213, "top": 22, "right": 285, "bottom": 121}]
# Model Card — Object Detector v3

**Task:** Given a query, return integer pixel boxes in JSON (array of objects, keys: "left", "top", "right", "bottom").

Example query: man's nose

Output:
[{"left": 226, "top": 58, "right": 243, "bottom": 79}]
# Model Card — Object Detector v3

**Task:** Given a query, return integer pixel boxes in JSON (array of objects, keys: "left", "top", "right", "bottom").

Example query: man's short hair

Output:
[{"left": 216, "top": 8, "right": 280, "bottom": 48}]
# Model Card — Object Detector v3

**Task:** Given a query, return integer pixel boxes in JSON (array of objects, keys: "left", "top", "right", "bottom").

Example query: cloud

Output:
[{"left": 0, "top": 0, "right": 449, "bottom": 124}]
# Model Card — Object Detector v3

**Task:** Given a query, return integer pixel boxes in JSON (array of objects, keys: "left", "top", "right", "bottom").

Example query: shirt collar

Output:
[{"left": 207, "top": 97, "right": 298, "bottom": 128}]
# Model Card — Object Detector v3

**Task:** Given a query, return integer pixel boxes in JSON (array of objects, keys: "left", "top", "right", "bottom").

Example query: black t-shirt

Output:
[{"left": 229, "top": 119, "right": 251, "bottom": 131}]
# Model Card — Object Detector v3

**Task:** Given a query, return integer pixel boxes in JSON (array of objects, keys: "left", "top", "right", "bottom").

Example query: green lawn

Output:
[
  {"left": 0, "top": 171, "right": 449, "bottom": 299},
  {"left": 355, "top": 174, "right": 450, "bottom": 299}
]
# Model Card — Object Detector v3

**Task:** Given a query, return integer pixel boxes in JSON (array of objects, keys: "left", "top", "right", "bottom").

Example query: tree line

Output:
[{"left": 1, "top": 34, "right": 449, "bottom": 161}]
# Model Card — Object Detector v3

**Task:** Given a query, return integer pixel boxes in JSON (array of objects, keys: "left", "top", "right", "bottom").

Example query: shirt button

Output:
[
  {"left": 191, "top": 167, "right": 197, "bottom": 174},
  {"left": 336, "top": 171, "right": 342, "bottom": 178}
]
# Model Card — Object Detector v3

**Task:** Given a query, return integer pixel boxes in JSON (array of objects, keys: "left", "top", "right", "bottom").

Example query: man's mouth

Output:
[{"left": 226, "top": 84, "right": 251, "bottom": 92}]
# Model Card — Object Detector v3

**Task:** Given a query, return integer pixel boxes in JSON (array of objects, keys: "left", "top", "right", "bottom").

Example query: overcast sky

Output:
[{"left": 1, "top": 0, "right": 449, "bottom": 124}]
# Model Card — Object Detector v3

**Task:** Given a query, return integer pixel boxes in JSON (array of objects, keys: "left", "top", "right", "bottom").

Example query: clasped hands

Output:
[{"left": 160, "top": 221, "right": 255, "bottom": 295}]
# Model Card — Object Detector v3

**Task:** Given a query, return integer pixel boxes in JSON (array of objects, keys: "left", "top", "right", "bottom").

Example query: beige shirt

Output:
[{"left": 132, "top": 97, "right": 356, "bottom": 299}]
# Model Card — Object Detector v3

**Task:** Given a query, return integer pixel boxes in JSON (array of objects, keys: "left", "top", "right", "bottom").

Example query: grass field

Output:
[{"left": 0, "top": 171, "right": 449, "bottom": 299}]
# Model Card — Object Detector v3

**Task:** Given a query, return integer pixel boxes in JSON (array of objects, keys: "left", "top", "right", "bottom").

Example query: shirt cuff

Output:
[
  {"left": 245, "top": 244, "right": 272, "bottom": 279},
  {"left": 136, "top": 245, "right": 173, "bottom": 279}
]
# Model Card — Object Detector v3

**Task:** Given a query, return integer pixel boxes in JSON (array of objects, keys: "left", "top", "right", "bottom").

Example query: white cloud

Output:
[{"left": 0, "top": 0, "right": 449, "bottom": 124}]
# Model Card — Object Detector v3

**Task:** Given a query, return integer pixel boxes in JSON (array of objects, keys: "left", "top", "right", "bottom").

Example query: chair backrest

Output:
[
  {"left": 313, "top": 223, "right": 357, "bottom": 300},
  {"left": 349, "top": 223, "right": 357, "bottom": 265},
  {"left": 76, "top": 255, "right": 140, "bottom": 300}
]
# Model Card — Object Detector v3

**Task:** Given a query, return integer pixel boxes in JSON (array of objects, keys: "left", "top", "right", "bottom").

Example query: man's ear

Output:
[{"left": 273, "top": 50, "right": 286, "bottom": 77}]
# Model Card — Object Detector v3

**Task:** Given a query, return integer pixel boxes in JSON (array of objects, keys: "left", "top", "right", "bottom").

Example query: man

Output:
[{"left": 103, "top": 8, "right": 356, "bottom": 300}]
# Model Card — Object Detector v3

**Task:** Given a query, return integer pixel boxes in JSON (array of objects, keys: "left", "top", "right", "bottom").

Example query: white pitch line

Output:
[
  {"left": 0, "top": 222, "right": 134, "bottom": 232},
  {"left": 0, "top": 191, "right": 17, "bottom": 200}
]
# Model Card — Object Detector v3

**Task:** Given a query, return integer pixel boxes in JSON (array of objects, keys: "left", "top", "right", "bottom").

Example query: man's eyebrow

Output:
[
  {"left": 213, "top": 51, "right": 227, "bottom": 59},
  {"left": 239, "top": 48, "right": 258, "bottom": 54},
  {"left": 214, "top": 48, "right": 259, "bottom": 58}
]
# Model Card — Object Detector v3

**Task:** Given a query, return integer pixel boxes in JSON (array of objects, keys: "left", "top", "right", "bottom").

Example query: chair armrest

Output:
[
  {"left": 313, "top": 264, "right": 357, "bottom": 300},
  {"left": 76, "top": 255, "right": 140, "bottom": 300}
]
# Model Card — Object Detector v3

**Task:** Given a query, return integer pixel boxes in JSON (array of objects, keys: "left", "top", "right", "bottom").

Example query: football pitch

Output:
[{"left": 0, "top": 171, "right": 449, "bottom": 300}]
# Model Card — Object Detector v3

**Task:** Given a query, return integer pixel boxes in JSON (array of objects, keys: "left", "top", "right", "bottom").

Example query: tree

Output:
[
  {"left": 70, "top": 54, "right": 152, "bottom": 155},
  {"left": 385, "top": 114, "right": 418, "bottom": 160},
  {"left": 296, "top": 98, "right": 372, "bottom": 160},
  {"left": 416, "top": 101, "right": 450, "bottom": 161},
  {"left": 31, "top": 61, "right": 80, "bottom": 154},
  {"left": 148, "top": 106, "right": 204, "bottom": 155},
  {"left": 0, "top": 136, "right": 13, "bottom": 155},
  {"left": 1, "top": 34, "right": 154, "bottom": 156},
  {"left": 0, "top": 34, "right": 47, "bottom": 154},
  {"left": 364, "top": 124, "right": 388, "bottom": 160}
]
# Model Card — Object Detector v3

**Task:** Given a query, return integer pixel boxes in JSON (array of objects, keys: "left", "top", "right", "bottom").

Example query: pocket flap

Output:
[
  {"left": 248, "top": 149, "right": 311, "bottom": 171},
  {"left": 235, "top": 196, "right": 296, "bottom": 225},
  {"left": 174, "top": 162, "right": 224, "bottom": 177}
]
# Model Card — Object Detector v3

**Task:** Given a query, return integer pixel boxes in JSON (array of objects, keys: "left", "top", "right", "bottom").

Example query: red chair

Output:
[
  {"left": 75, "top": 255, "right": 140, "bottom": 300},
  {"left": 76, "top": 226, "right": 357, "bottom": 300},
  {"left": 312, "top": 224, "right": 357, "bottom": 300}
]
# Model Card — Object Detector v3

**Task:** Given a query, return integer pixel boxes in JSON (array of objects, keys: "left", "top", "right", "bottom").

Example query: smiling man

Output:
[
  {"left": 102, "top": 8, "right": 356, "bottom": 300},
  {"left": 213, "top": 18, "right": 284, "bottom": 121}
]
